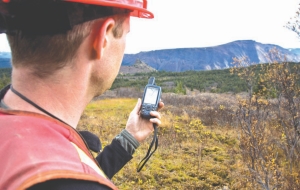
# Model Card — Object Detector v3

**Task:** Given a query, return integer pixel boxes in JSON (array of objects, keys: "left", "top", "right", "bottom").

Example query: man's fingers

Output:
[
  {"left": 150, "top": 111, "right": 161, "bottom": 120},
  {"left": 157, "top": 101, "right": 164, "bottom": 111},
  {"left": 150, "top": 118, "right": 162, "bottom": 126}
]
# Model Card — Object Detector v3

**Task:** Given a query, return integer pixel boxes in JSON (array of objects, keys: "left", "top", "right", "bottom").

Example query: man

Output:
[{"left": 0, "top": 0, "right": 163, "bottom": 189}]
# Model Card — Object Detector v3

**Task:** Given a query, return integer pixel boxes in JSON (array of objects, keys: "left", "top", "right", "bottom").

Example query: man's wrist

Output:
[{"left": 115, "top": 129, "right": 140, "bottom": 155}]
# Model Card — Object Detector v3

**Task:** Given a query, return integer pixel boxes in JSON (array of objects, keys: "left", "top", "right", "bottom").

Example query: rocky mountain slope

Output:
[
  {"left": 122, "top": 40, "right": 300, "bottom": 72},
  {"left": 119, "top": 59, "right": 156, "bottom": 74}
]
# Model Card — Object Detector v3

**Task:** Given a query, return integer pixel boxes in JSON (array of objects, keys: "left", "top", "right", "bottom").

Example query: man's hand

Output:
[{"left": 125, "top": 98, "right": 164, "bottom": 143}]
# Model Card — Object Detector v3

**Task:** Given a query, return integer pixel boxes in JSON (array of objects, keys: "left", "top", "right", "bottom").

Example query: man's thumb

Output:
[{"left": 134, "top": 98, "right": 141, "bottom": 114}]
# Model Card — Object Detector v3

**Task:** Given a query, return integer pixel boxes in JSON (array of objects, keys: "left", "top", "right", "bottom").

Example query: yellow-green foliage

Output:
[
  {"left": 78, "top": 98, "right": 240, "bottom": 189},
  {"left": 79, "top": 98, "right": 136, "bottom": 146},
  {"left": 231, "top": 50, "right": 300, "bottom": 189}
]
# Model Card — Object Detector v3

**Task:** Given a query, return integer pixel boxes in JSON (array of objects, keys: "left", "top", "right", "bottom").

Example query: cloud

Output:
[
  {"left": 0, "top": 34, "right": 10, "bottom": 52},
  {"left": 125, "top": 0, "right": 300, "bottom": 53}
]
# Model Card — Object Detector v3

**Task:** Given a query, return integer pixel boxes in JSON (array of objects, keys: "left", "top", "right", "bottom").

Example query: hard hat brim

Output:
[{"left": 64, "top": 0, "right": 154, "bottom": 19}]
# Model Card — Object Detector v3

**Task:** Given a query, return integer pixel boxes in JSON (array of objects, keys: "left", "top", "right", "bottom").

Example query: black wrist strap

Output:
[{"left": 137, "top": 123, "right": 158, "bottom": 172}]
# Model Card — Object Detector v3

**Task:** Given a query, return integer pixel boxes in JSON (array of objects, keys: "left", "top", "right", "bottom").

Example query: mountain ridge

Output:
[
  {"left": 1, "top": 40, "right": 299, "bottom": 71},
  {"left": 122, "top": 40, "right": 300, "bottom": 72}
]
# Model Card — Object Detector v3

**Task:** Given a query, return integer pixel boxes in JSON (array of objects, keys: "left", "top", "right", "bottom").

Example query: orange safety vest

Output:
[{"left": 0, "top": 108, "right": 118, "bottom": 190}]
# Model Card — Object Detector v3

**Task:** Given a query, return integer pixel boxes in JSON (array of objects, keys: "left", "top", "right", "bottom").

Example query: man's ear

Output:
[{"left": 93, "top": 18, "right": 116, "bottom": 60}]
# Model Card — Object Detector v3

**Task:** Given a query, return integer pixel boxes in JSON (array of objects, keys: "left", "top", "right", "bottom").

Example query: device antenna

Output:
[{"left": 148, "top": 76, "right": 155, "bottom": 85}]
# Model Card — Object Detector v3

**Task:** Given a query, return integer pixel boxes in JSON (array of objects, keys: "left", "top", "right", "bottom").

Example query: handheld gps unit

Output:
[
  {"left": 137, "top": 76, "right": 161, "bottom": 172},
  {"left": 140, "top": 77, "right": 161, "bottom": 119}
]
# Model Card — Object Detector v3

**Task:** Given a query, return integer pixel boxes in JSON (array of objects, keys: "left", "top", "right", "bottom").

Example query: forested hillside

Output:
[
  {"left": 1, "top": 62, "right": 299, "bottom": 95},
  {"left": 0, "top": 68, "right": 11, "bottom": 89},
  {"left": 111, "top": 62, "right": 300, "bottom": 94}
]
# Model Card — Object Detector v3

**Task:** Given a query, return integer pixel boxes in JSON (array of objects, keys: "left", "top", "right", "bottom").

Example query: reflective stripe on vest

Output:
[{"left": 71, "top": 142, "right": 107, "bottom": 178}]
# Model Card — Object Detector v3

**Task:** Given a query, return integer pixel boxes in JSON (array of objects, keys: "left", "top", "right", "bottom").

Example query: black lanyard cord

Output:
[
  {"left": 137, "top": 123, "right": 158, "bottom": 172},
  {"left": 10, "top": 85, "right": 70, "bottom": 126}
]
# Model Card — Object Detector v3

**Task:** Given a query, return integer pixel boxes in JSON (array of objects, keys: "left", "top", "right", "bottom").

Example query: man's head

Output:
[
  {"left": 7, "top": 7, "right": 129, "bottom": 78},
  {"left": 0, "top": 0, "right": 153, "bottom": 77}
]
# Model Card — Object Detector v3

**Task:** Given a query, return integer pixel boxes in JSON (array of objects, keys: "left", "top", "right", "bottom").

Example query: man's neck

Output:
[{"left": 3, "top": 67, "right": 93, "bottom": 128}]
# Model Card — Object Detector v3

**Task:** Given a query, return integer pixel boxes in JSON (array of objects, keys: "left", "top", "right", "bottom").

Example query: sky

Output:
[{"left": 0, "top": 0, "right": 300, "bottom": 54}]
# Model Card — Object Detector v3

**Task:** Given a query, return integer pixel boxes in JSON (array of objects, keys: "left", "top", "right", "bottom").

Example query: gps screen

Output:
[{"left": 144, "top": 87, "right": 158, "bottom": 104}]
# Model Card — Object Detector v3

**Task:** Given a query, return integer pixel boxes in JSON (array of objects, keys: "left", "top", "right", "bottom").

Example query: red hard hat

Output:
[
  {"left": 0, "top": 0, "right": 154, "bottom": 34},
  {"left": 2, "top": 0, "right": 154, "bottom": 18},
  {"left": 65, "top": 0, "right": 153, "bottom": 19}
]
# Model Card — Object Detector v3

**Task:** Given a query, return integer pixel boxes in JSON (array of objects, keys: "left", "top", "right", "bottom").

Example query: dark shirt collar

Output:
[{"left": 0, "top": 84, "right": 11, "bottom": 109}]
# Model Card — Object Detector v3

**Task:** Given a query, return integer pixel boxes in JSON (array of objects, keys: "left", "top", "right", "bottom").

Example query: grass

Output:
[{"left": 77, "top": 97, "right": 241, "bottom": 189}]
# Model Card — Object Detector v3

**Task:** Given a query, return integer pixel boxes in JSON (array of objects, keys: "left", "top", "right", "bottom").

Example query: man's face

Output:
[
  {"left": 109, "top": 16, "right": 131, "bottom": 80},
  {"left": 91, "top": 15, "right": 131, "bottom": 97}
]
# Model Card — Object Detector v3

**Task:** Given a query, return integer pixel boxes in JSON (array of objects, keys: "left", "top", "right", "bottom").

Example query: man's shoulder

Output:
[
  {"left": 0, "top": 109, "right": 70, "bottom": 138},
  {"left": 0, "top": 109, "right": 76, "bottom": 155}
]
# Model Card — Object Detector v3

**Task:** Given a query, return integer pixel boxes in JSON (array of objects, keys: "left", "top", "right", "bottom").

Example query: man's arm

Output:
[
  {"left": 96, "top": 137, "right": 134, "bottom": 179},
  {"left": 97, "top": 98, "right": 163, "bottom": 178},
  {"left": 79, "top": 129, "right": 138, "bottom": 179}
]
